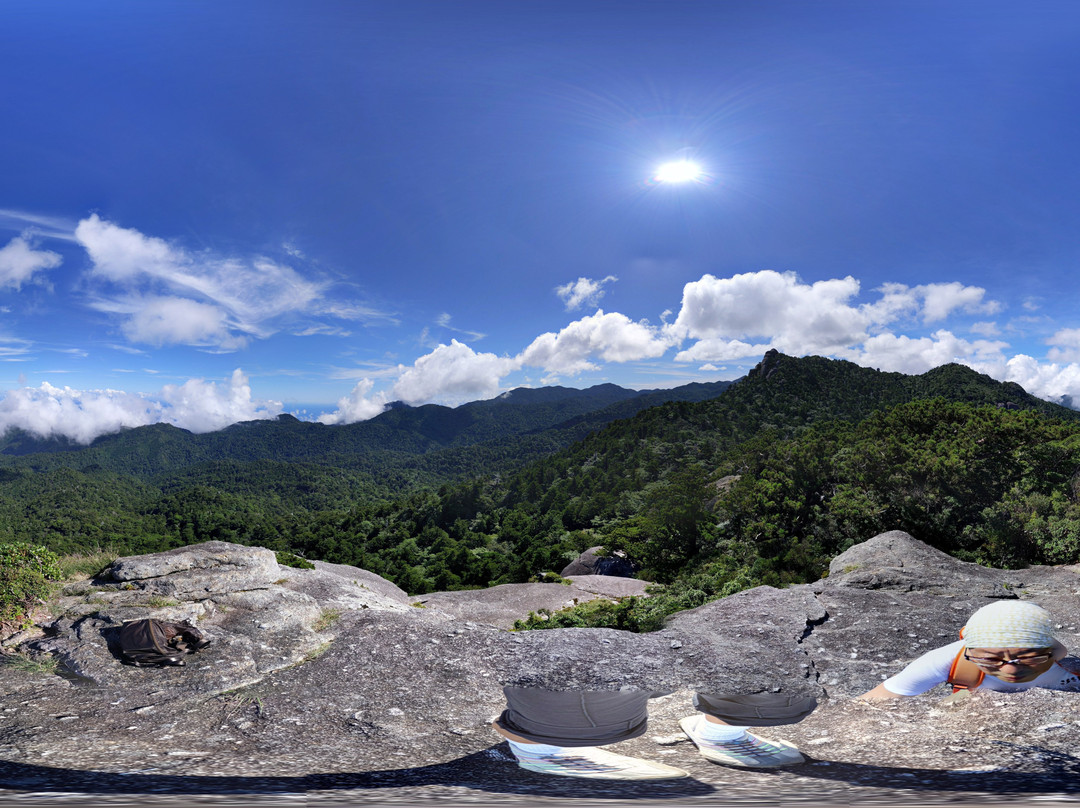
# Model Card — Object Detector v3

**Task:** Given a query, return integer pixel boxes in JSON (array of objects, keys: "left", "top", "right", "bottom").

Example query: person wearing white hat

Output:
[{"left": 859, "top": 600, "right": 1076, "bottom": 700}]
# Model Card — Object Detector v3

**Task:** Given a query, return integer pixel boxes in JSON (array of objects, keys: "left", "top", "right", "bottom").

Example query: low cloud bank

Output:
[
  {"left": 317, "top": 378, "right": 388, "bottom": 425},
  {"left": 0, "top": 370, "right": 281, "bottom": 444}
]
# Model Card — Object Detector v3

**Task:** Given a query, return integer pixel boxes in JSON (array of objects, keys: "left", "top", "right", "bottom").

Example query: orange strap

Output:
[{"left": 946, "top": 627, "right": 984, "bottom": 693}]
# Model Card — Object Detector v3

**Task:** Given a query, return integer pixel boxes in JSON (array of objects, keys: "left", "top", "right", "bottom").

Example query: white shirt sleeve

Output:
[{"left": 881, "top": 640, "right": 965, "bottom": 696}]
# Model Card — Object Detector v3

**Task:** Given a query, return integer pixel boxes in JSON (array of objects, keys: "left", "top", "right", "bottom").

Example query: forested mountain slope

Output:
[
  {"left": 304, "top": 351, "right": 1080, "bottom": 601},
  {"left": 497, "top": 350, "right": 1076, "bottom": 520}
]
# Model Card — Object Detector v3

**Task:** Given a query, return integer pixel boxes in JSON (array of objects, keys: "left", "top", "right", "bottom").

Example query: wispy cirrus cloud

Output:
[
  {"left": 0, "top": 209, "right": 79, "bottom": 242},
  {"left": 435, "top": 312, "right": 485, "bottom": 341},
  {"left": 123, "top": 296, "right": 244, "bottom": 350},
  {"left": 0, "top": 338, "right": 34, "bottom": 361},
  {"left": 74, "top": 215, "right": 394, "bottom": 351}
]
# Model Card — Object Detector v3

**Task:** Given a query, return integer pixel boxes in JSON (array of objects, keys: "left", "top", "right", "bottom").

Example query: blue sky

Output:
[{"left": 3, "top": 0, "right": 1080, "bottom": 441}]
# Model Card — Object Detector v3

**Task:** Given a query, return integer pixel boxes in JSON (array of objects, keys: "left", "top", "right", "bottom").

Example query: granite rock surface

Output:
[{"left": 3, "top": 531, "right": 1080, "bottom": 806}]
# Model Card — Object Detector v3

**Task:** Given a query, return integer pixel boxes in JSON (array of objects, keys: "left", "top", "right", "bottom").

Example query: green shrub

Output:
[
  {"left": 275, "top": 551, "right": 315, "bottom": 570},
  {"left": 0, "top": 543, "right": 63, "bottom": 629},
  {"left": 527, "top": 571, "right": 572, "bottom": 585},
  {"left": 514, "top": 597, "right": 649, "bottom": 632}
]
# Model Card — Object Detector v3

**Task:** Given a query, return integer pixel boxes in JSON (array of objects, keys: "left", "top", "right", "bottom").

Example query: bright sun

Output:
[{"left": 653, "top": 160, "right": 705, "bottom": 184}]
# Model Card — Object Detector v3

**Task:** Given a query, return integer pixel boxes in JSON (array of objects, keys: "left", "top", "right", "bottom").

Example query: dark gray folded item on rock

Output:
[{"left": 692, "top": 692, "right": 818, "bottom": 726}]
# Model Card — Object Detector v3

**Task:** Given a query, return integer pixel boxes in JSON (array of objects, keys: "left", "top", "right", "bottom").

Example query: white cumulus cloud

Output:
[
  {"left": 667, "top": 271, "right": 868, "bottom": 358},
  {"left": 390, "top": 340, "right": 519, "bottom": 406},
  {"left": 666, "top": 271, "right": 1002, "bottom": 363},
  {"left": 157, "top": 369, "right": 281, "bottom": 433},
  {"left": 76, "top": 214, "right": 177, "bottom": 282},
  {"left": 0, "top": 234, "right": 62, "bottom": 290},
  {"left": 993, "top": 355, "right": 1080, "bottom": 404},
  {"left": 518, "top": 309, "right": 672, "bottom": 379},
  {"left": 918, "top": 281, "right": 1001, "bottom": 323},
  {"left": 1046, "top": 328, "right": 1080, "bottom": 364},
  {"left": 317, "top": 378, "right": 389, "bottom": 425},
  {"left": 556, "top": 275, "right": 618, "bottom": 311}
]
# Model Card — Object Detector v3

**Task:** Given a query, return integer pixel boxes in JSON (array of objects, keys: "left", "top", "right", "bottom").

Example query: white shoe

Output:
[
  {"left": 679, "top": 716, "right": 804, "bottom": 768},
  {"left": 510, "top": 744, "right": 689, "bottom": 780}
]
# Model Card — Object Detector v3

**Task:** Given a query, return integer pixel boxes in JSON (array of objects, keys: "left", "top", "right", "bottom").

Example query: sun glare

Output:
[{"left": 654, "top": 160, "right": 705, "bottom": 184}]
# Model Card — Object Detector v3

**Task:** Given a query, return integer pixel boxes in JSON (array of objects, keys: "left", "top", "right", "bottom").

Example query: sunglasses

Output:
[{"left": 963, "top": 651, "right": 1053, "bottom": 669}]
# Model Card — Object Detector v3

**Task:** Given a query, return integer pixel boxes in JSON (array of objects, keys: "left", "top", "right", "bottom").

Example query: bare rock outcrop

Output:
[
  {"left": 811, "top": 531, "right": 1080, "bottom": 696},
  {"left": 5, "top": 531, "right": 1080, "bottom": 804},
  {"left": 416, "top": 574, "right": 650, "bottom": 629}
]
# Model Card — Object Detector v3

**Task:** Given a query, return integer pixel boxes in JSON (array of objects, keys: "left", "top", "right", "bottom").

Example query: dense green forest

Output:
[{"left": 4, "top": 351, "right": 1080, "bottom": 631}]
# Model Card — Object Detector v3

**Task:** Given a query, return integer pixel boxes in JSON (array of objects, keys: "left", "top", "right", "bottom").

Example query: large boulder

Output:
[
  {"left": 826, "top": 530, "right": 1020, "bottom": 597},
  {"left": 815, "top": 530, "right": 1080, "bottom": 696},
  {"left": 104, "top": 541, "right": 282, "bottom": 597},
  {"left": 560, "top": 546, "right": 637, "bottom": 577},
  {"left": 21, "top": 542, "right": 418, "bottom": 691}
]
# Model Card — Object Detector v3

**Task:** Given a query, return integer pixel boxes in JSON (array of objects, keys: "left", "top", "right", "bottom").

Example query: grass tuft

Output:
[
  {"left": 312, "top": 608, "right": 341, "bottom": 632},
  {"left": 298, "top": 641, "right": 332, "bottom": 665},
  {"left": 218, "top": 687, "right": 266, "bottom": 719},
  {"left": 2, "top": 652, "right": 59, "bottom": 675},
  {"left": 55, "top": 547, "right": 120, "bottom": 581}
]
